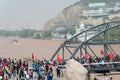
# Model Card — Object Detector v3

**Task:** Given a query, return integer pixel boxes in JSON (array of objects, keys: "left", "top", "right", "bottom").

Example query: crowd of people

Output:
[
  {"left": 74, "top": 55, "right": 120, "bottom": 80},
  {"left": 0, "top": 57, "right": 61, "bottom": 80},
  {"left": 74, "top": 54, "right": 120, "bottom": 69},
  {"left": 0, "top": 54, "right": 119, "bottom": 80}
]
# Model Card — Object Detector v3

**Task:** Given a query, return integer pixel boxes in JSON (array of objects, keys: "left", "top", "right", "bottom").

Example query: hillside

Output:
[
  {"left": 44, "top": 1, "right": 83, "bottom": 29},
  {"left": 44, "top": 0, "right": 120, "bottom": 30}
]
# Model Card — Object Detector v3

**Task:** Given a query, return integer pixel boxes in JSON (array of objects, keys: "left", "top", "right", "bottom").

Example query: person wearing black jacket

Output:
[{"left": 56, "top": 66, "right": 60, "bottom": 78}]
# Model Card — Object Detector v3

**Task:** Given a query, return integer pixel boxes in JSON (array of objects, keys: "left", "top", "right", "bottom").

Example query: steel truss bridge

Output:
[{"left": 50, "top": 21, "right": 120, "bottom": 72}]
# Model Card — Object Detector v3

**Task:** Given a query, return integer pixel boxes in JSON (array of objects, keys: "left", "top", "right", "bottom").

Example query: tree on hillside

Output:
[{"left": 42, "top": 30, "right": 52, "bottom": 39}]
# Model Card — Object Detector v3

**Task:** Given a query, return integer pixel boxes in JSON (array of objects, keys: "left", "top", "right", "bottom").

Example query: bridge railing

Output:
[{"left": 82, "top": 62, "right": 120, "bottom": 72}]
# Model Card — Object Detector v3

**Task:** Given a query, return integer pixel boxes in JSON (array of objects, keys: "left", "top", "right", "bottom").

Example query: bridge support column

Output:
[
  {"left": 104, "top": 23, "right": 108, "bottom": 62},
  {"left": 62, "top": 46, "right": 64, "bottom": 60}
]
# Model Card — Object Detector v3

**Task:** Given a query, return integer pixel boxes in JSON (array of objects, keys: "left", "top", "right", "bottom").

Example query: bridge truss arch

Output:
[{"left": 50, "top": 21, "right": 120, "bottom": 62}]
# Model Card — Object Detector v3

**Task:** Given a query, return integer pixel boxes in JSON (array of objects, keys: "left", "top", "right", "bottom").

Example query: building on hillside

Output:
[
  {"left": 76, "top": 24, "right": 85, "bottom": 34},
  {"left": 52, "top": 33, "right": 65, "bottom": 38},
  {"left": 75, "top": 24, "right": 97, "bottom": 41},
  {"left": 82, "top": 2, "right": 120, "bottom": 17},
  {"left": 102, "top": 2, "right": 120, "bottom": 14},
  {"left": 82, "top": 7, "right": 108, "bottom": 17},
  {"left": 51, "top": 27, "right": 66, "bottom": 39},
  {"left": 52, "top": 32, "right": 73, "bottom": 39},
  {"left": 55, "top": 27, "right": 65, "bottom": 32},
  {"left": 52, "top": 27, "right": 74, "bottom": 39},
  {"left": 89, "top": 2, "right": 106, "bottom": 7},
  {"left": 82, "top": 2, "right": 107, "bottom": 17},
  {"left": 114, "top": 2, "right": 120, "bottom": 11}
]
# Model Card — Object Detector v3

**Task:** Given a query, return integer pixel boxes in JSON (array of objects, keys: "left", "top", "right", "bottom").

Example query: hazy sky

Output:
[{"left": 0, "top": 0, "right": 79, "bottom": 30}]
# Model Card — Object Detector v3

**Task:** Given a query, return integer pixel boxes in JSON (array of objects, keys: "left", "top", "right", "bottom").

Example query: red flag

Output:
[
  {"left": 84, "top": 53, "right": 89, "bottom": 59},
  {"left": 100, "top": 50, "right": 104, "bottom": 55},
  {"left": 56, "top": 53, "right": 62, "bottom": 63},
  {"left": 108, "top": 53, "right": 113, "bottom": 60},
  {"left": 32, "top": 53, "right": 34, "bottom": 59}
]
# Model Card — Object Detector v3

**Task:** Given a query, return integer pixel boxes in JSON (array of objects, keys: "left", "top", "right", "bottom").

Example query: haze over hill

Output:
[
  {"left": 0, "top": 0, "right": 79, "bottom": 31},
  {"left": 44, "top": 0, "right": 120, "bottom": 30},
  {"left": 0, "top": 0, "right": 120, "bottom": 31}
]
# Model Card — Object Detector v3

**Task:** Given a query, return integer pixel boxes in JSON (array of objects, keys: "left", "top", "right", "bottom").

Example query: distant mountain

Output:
[
  {"left": 44, "top": 1, "right": 83, "bottom": 29},
  {"left": 44, "top": 0, "right": 120, "bottom": 30}
]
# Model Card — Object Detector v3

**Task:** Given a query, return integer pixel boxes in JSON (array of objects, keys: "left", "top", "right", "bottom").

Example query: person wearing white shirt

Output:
[{"left": 104, "top": 75, "right": 110, "bottom": 80}]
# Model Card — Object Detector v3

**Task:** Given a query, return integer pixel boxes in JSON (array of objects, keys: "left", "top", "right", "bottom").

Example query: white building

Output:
[
  {"left": 114, "top": 2, "right": 120, "bottom": 11},
  {"left": 76, "top": 24, "right": 85, "bottom": 34},
  {"left": 82, "top": 7, "right": 108, "bottom": 17},
  {"left": 89, "top": 2, "right": 106, "bottom": 7},
  {"left": 76, "top": 24, "right": 96, "bottom": 41}
]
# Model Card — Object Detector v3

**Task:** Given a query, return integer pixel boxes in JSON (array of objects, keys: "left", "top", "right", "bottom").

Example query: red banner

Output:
[
  {"left": 32, "top": 53, "right": 34, "bottom": 59},
  {"left": 100, "top": 50, "right": 104, "bottom": 55},
  {"left": 56, "top": 53, "right": 62, "bottom": 63},
  {"left": 108, "top": 53, "right": 114, "bottom": 60},
  {"left": 84, "top": 53, "right": 89, "bottom": 59}
]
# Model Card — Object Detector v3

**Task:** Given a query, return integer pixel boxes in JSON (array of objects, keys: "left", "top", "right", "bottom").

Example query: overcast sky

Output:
[{"left": 0, "top": 0, "right": 79, "bottom": 30}]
